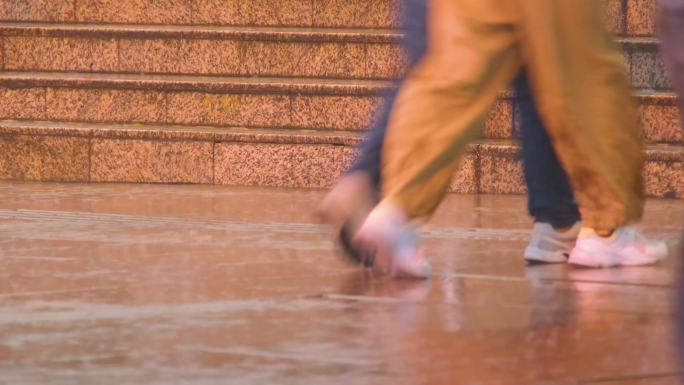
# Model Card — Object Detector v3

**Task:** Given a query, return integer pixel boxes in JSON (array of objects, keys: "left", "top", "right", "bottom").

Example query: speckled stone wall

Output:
[{"left": 0, "top": 0, "right": 679, "bottom": 198}]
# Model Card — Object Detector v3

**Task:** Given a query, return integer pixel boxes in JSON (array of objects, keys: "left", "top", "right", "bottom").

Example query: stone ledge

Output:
[
  {"left": 0, "top": 72, "right": 394, "bottom": 95},
  {"left": 0, "top": 120, "right": 681, "bottom": 198},
  {"left": 0, "top": 23, "right": 402, "bottom": 43}
]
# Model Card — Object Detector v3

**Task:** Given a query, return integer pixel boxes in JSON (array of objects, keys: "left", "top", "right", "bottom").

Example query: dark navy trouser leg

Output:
[
  {"left": 347, "top": 0, "right": 428, "bottom": 186},
  {"left": 515, "top": 73, "right": 581, "bottom": 228}
]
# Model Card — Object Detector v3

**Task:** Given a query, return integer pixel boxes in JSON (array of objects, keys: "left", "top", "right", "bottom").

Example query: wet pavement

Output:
[{"left": 0, "top": 182, "right": 683, "bottom": 385}]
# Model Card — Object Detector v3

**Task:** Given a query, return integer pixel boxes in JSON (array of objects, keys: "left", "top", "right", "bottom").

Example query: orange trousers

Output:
[{"left": 382, "top": 0, "right": 644, "bottom": 232}]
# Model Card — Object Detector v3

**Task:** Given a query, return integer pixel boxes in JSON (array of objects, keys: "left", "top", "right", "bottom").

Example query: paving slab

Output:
[{"left": 0, "top": 182, "right": 682, "bottom": 384}]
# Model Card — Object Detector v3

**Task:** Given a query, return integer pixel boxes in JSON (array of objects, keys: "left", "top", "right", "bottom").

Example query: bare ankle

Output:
[{"left": 594, "top": 229, "right": 615, "bottom": 237}]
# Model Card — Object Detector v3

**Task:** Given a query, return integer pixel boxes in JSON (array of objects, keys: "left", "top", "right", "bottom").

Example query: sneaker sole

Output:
[
  {"left": 524, "top": 245, "right": 569, "bottom": 264},
  {"left": 568, "top": 248, "right": 665, "bottom": 268}
]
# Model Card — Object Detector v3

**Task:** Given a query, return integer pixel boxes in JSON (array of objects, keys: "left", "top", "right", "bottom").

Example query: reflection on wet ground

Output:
[{"left": 0, "top": 182, "right": 682, "bottom": 385}]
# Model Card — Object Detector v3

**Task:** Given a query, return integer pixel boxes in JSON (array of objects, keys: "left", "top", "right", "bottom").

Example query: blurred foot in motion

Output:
[{"left": 353, "top": 202, "right": 432, "bottom": 279}]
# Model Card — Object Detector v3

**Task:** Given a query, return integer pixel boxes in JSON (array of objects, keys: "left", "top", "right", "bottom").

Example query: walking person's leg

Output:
[
  {"left": 324, "top": 0, "right": 586, "bottom": 270},
  {"left": 336, "top": 74, "right": 586, "bottom": 267},
  {"left": 355, "top": 0, "right": 524, "bottom": 277},
  {"left": 317, "top": 0, "right": 428, "bottom": 241},
  {"left": 518, "top": 0, "right": 665, "bottom": 267},
  {"left": 516, "top": 73, "right": 582, "bottom": 264},
  {"left": 355, "top": 0, "right": 666, "bottom": 278}
]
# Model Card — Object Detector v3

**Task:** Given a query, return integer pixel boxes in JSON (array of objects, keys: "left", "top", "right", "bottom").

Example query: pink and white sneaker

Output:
[
  {"left": 353, "top": 203, "right": 432, "bottom": 279},
  {"left": 568, "top": 226, "right": 668, "bottom": 267}
]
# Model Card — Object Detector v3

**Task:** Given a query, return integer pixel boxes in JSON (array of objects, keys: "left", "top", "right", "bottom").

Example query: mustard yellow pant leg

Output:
[
  {"left": 381, "top": 0, "right": 644, "bottom": 232},
  {"left": 518, "top": 0, "right": 644, "bottom": 231},
  {"left": 381, "top": 0, "right": 523, "bottom": 219}
]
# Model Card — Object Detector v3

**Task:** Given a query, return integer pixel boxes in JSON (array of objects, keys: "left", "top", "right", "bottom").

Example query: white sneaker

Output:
[
  {"left": 353, "top": 203, "right": 432, "bottom": 279},
  {"left": 524, "top": 222, "right": 581, "bottom": 264},
  {"left": 568, "top": 226, "right": 668, "bottom": 267}
]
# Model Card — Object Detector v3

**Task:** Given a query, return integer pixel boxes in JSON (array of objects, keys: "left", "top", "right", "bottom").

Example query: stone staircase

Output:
[{"left": 0, "top": 0, "right": 681, "bottom": 197}]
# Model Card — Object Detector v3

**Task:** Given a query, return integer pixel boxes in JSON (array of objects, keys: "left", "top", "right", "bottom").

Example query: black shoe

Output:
[{"left": 338, "top": 221, "right": 374, "bottom": 268}]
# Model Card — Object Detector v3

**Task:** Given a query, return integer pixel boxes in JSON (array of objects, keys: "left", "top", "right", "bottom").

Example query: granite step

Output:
[
  {"left": 0, "top": 0, "right": 658, "bottom": 37},
  {"left": 0, "top": 23, "right": 405, "bottom": 80},
  {"left": 0, "top": 24, "right": 672, "bottom": 88},
  {"left": 0, "top": 72, "right": 679, "bottom": 143},
  {"left": 0, "top": 119, "right": 682, "bottom": 198},
  {"left": 618, "top": 37, "right": 672, "bottom": 91}
]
